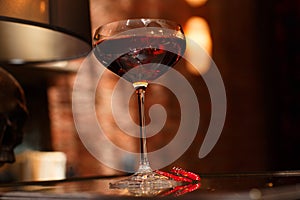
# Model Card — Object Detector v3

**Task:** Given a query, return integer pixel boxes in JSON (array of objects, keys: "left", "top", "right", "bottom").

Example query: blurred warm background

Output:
[{"left": 0, "top": 0, "right": 299, "bottom": 181}]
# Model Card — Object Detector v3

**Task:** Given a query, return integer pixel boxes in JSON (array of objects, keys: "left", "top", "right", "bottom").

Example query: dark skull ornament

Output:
[{"left": 0, "top": 67, "right": 27, "bottom": 166}]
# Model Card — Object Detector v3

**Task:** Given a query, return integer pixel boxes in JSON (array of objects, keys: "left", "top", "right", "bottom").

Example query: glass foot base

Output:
[{"left": 109, "top": 171, "right": 181, "bottom": 196}]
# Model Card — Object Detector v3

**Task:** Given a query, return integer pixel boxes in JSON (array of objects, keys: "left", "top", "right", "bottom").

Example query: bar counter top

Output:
[{"left": 0, "top": 170, "right": 299, "bottom": 199}]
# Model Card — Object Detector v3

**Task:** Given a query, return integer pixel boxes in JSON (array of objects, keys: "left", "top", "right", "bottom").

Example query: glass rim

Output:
[
  {"left": 93, "top": 18, "right": 183, "bottom": 42},
  {"left": 97, "top": 18, "right": 181, "bottom": 27}
]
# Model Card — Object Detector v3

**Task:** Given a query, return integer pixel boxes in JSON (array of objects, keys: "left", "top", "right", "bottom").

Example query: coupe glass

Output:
[{"left": 93, "top": 19, "right": 186, "bottom": 193}]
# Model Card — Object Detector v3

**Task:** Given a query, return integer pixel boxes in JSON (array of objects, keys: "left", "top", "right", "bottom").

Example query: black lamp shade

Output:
[{"left": 0, "top": 0, "right": 92, "bottom": 64}]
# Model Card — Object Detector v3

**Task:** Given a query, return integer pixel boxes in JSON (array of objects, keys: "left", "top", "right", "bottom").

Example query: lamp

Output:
[{"left": 0, "top": 0, "right": 92, "bottom": 65}]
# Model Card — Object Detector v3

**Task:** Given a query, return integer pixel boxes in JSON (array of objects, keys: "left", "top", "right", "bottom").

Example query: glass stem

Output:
[{"left": 136, "top": 87, "right": 151, "bottom": 173}]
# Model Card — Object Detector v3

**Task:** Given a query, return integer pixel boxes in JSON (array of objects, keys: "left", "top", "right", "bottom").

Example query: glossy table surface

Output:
[{"left": 0, "top": 171, "right": 299, "bottom": 199}]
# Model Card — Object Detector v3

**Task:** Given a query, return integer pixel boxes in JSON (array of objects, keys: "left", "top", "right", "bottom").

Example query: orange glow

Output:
[
  {"left": 40, "top": 0, "right": 46, "bottom": 13},
  {"left": 185, "top": 0, "right": 208, "bottom": 7},
  {"left": 184, "top": 17, "right": 212, "bottom": 75}
]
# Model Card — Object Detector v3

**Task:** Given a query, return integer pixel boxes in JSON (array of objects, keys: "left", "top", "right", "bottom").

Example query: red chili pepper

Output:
[
  {"left": 155, "top": 170, "right": 193, "bottom": 183},
  {"left": 156, "top": 167, "right": 201, "bottom": 197},
  {"left": 171, "top": 167, "right": 201, "bottom": 181}
]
